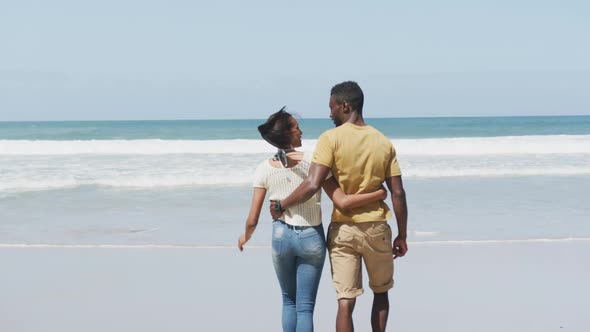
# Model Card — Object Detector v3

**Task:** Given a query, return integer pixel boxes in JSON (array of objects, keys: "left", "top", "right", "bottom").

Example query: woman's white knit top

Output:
[{"left": 252, "top": 153, "right": 322, "bottom": 226}]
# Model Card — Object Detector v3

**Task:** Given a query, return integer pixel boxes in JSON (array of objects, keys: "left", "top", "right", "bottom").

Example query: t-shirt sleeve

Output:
[
  {"left": 305, "top": 152, "right": 332, "bottom": 180},
  {"left": 312, "top": 133, "right": 334, "bottom": 168},
  {"left": 386, "top": 143, "right": 402, "bottom": 177},
  {"left": 252, "top": 162, "right": 267, "bottom": 188}
]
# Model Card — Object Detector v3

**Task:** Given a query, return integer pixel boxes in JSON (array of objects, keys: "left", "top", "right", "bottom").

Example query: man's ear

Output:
[{"left": 343, "top": 102, "right": 350, "bottom": 113}]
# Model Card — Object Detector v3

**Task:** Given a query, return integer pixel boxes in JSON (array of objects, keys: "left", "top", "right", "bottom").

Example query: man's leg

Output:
[
  {"left": 361, "top": 222, "right": 394, "bottom": 332},
  {"left": 327, "top": 223, "right": 364, "bottom": 332},
  {"left": 371, "top": 292, "right": 389, "bottom": 332},
  {"left": 336, "top": 298, "right": 356, "bottom": 332}
]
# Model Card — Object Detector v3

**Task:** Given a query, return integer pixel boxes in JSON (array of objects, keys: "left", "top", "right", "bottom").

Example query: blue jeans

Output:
[{"left": 271, "top": 221, "right": 326, "bottom": 332}]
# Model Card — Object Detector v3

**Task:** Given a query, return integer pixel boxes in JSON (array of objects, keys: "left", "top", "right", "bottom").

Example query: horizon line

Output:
[{"left": 1, "top": 114, "right": 589, "bottom": 123}]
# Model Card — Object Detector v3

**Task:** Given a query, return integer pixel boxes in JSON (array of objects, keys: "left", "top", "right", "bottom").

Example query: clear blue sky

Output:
[{"left": 1, "top": 0, "right": 589, "bottom": 120}]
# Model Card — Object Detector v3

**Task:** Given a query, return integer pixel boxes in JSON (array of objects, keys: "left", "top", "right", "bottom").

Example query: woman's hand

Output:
[
  {"left": 270, "top": 200, "right": 284, "bottom": 220},
  {"left": 238, "top": 234, "right": 248, "bottom": 251},
  {"left": 378, "top": 185, "right": 388, "bottom": 200}
]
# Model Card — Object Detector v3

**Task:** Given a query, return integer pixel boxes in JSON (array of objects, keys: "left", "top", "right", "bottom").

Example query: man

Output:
[{"left": 270, "top": 81, "right": 408, "bottom": 332}]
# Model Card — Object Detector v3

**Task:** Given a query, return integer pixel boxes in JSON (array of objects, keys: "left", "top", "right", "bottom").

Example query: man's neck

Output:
[{"left": 344, "top": 112, "right": 366, "bottom": 126}]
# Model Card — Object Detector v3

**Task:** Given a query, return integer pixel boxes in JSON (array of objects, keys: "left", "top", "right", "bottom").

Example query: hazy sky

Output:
[{"left": 1, "top": 0, "right": 589, "bottom": 120}]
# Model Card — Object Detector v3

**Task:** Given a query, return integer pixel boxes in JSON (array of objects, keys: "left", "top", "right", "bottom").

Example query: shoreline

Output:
[
  {"left": 1, "top": 241, "right": 588, "bottom": 331},
  {"left": 1, "top": 237, "right": 590, "bottom": 249}
]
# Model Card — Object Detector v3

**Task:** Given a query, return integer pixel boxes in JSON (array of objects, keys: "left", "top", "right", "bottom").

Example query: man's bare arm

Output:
[
  {"left": 385, "top": 175, "right": 408, "bottom": 258},
  {"left": 270, "top": 162, "right": 331, "bottom": 219}
]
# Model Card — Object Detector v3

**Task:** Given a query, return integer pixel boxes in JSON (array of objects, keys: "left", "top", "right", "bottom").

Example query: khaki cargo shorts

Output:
[{"left": 327, "top": 221, "right": 394, "bottom": 299}]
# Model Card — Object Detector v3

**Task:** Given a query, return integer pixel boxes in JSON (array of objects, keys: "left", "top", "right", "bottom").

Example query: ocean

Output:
[{"left": 1, "top": 116, "right": 589, "bottom": 246}]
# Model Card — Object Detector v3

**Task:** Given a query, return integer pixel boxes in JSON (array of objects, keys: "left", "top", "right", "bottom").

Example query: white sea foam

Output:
[
  {"left": 2, "top": 164, "right": 589, "bottom": 193},
  {"left": 1, "top": 156, "right": 590, "bottom": 193},
  {"left": 396, "top": 135, "right": 590, "bottom": 155},
  {"left": 0, "top": 139, "right": 278, "bottom": 155},
  {"left": 0, "top": 174, "right": 255, "bottom": 192},
  {"left": 407, "top": 167, "right": 590, "bottom": 178},
  {"left": 414, "top": 231, "right": 440, "bottom": 236},
  {"left": 1, "top": 135, "right": 589, "bottom": 193},
  {"left": 1, "top": 135, "right": 589, "bottom": 155}
]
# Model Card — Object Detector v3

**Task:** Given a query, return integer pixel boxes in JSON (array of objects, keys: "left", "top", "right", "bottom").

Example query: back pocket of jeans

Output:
[
  {"left": 272, "top": 223, "right": 284, "bottom": 256},
  {"left": 300, "top": 231, "right": 325, "bottom": 253}
]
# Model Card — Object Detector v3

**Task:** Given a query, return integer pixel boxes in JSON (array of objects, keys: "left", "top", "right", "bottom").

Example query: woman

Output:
[{"left": 238, "top": 108, "right": 386, "bottom": 332}]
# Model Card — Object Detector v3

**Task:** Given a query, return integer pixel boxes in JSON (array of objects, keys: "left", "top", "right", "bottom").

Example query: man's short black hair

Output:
[{"left": 330, "top": 81, "right": 364, "bottom": 114}]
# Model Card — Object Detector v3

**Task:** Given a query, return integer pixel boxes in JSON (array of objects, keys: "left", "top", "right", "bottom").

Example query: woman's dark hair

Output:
[{"left": 258, "top": 107, "right": 294, "bottom": 149}]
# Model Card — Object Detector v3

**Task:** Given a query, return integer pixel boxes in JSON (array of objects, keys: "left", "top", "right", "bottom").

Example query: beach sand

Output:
[{"left": 1, "top": 240, "right": 588, "bottom": 331}]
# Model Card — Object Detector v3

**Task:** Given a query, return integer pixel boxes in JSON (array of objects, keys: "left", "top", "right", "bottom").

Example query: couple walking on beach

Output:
[{"left": 238, "top": 81, "right": 408, "bottom": 332}]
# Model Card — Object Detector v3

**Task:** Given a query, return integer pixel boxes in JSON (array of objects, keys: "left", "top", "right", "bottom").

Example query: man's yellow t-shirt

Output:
[{"left": 312, "top": 123, "right": 402, "bottom": 222}]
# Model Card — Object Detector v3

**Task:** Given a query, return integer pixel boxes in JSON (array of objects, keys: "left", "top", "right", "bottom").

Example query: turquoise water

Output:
[
  {"left": 0, "top": 115, "right": 588, "bottom": 245},
  {"left": 1, "top": 115, "right": 589, "bottom": 140}
]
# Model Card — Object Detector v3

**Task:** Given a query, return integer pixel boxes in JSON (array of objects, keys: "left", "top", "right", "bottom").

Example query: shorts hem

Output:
[
  {"left": 336, "top": 289, "right": 364, "bottom": 300},
  {"left": 370, "top": 281, "right": 394, "bottom": 294}
]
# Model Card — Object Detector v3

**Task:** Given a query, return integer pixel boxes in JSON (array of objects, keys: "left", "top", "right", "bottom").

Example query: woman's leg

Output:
[
  {"left": 272, "top": 222, "right": 297, "bottom": 332},
  {"left": 294, "top": 225, "right": 326, "bottom": 332}
]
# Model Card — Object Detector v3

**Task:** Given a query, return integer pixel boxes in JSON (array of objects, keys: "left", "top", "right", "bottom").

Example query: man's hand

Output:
[
  {"left": 269, "top": 200, "right": 283, "bottom": 220},
  {"left": 238, "top": 234, "right": 248, "bottom": 251},
  {"left": 393, "top": 236, "right": 408, "bottom": 259}
]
